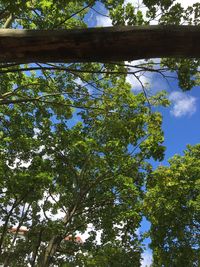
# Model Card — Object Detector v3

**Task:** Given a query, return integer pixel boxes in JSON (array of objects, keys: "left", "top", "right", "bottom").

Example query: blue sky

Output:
[
  {"left": 84, "top": 1, "right": 200, "bottom": 265},
  {"left": 141, "top": 80, "right": 200, "bottom": 265},
  {"left": 162, "top": 87, "right": 200, "bottom": 163},
  {"left": 85, "top": 0, "right": 200, "bottom": 167},
  {"left": 4, "top": 2, "right": 199, "bottom": 266},
  {"left": 140, "top": 82, "right": 200, "bottom": 265},
  {"left": 148, "top": 73, "right": 200, "bottom": 167}
]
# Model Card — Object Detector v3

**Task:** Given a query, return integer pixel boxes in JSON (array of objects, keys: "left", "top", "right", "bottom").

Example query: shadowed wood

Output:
[{"left": 0, "top": 25, "right": 199, "bottom": 63}]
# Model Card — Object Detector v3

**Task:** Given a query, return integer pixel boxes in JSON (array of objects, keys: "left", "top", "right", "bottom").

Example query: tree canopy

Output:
[
  {"left": 0, "top": 70, "right": 167, "bottom": 266},
  {"left": 0, "top": 0, "right": 199, "bottom": 266},
  {"left": 145, "top": 144, "right": 200, "bottom": 266}
]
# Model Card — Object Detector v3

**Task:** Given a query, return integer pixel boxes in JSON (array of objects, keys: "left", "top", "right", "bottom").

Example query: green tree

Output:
[
  {"left": 0, "top": 1, "right": 199, "bottom": 266},
  {"left": 0, "top": 76, "right": 167, "bottom": 266},
  {"left": 144, "top": 144, "right": 200, "bottom": 267}
]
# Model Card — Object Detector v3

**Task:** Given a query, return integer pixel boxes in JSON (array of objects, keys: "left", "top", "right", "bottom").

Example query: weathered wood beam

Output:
[{"left": 0, "top": 25, "right": 199, "bottom": 63}]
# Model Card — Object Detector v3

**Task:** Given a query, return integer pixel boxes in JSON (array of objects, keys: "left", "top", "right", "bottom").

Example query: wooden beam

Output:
[{"left": 0, "top": 25, "right": 199, "bottom": 63}]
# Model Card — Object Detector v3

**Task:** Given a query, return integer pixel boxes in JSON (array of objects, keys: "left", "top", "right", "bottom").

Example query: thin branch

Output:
[
  {"left": 129, "top": 134, "right": 151, "bottom": 156},
  {"left": 53, "top": 2, "right": 93, "bottom": 29},
  {"left": 4, "top": 203, "right": 31, "bottom": 267},
  {"left": 0, "top": 64, "right": 185, "bottom": 80},
  {"left": 0, "top": 83, "right": 43, "bottom": 99},
  {"left": 48, "top": 190, "right": 68, "bottom": 215},
  {"left": 132, "top": 72, "right": 152, "bottom": 110},
  {"left": 90, "top": 6, "right": 110, "bottom": 18},
  {"left": 0, "top": 66, "right": 128, "bottom": 75},
  {"left": 3, "top": 13, "right": 14, "bottom": 28},
  {"left": 0, "top": 93, "right": 112, "bottom": 114},
  {"left": 0, "top": 63, "right": 25, "bottom": 69}
]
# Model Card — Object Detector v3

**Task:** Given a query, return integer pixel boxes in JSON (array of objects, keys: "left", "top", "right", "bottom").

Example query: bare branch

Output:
[{"left": 3, "top": 13, "right": 14, "bottom": 28}]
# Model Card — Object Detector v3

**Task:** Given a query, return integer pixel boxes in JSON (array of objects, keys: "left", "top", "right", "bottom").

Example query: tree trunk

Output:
[
  {"left": 41, "top": 236, "right": 62, "bottom": 267},
  {"left": 39, "top": 205, "right": 78, "bottom": 267},
  {"left": 0, "top": 199, "right": 19, "bottom": 255},
  {"left": 0, "top": 25, "right": 199, "bottom": 63}
]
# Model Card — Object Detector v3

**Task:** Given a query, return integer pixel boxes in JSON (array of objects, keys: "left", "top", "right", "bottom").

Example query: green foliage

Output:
[
  {"left": 0, "top": 0, "right": 88, "bottom": 29},
  {"left": 0, "top": 0, "right": 199, "bottom": 266},
  {"left": 74, "top": 242, "right": 141, "bottom": 267},
  {"left": 110, "top": 3, "right": 148, "bottom": 26},
  {"left": 144, "top": 144, "right": 200, "bottom": 267},
  {"left": 161, "top": 58, "right": 200, "bottom": 90},
  {"left": 143, "top": 0, "right": 200, "bottom": 90},
  {"left": 0, "top": 71, "right": 167, "bottom": 265},
  {"left": 0, "top": 26, "right": 168, "bottom": 264}
]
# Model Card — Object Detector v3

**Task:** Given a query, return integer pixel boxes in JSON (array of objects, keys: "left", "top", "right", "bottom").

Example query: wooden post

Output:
[{"left": 0, "top": 26, "right": 199, "bottom": 63}]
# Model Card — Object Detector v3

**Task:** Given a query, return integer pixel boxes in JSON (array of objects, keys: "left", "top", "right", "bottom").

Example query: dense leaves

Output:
[
  {"left": 0, "top": 0, "right": 199, "bottom": 266},
  {"left": 145, "top": 144, "right": 200, "bottom": 266},
  {"left": 0, "top": 75, "right": 167, "bottom": 266}
]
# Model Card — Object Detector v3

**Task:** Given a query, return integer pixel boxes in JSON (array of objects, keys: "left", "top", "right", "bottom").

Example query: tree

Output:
[
  {"left": 144, "top": 144, "right": 200, "bottom": 267},
  {"left": 0, "top": 76, "right": 167, "bottom": 266},
  {"left": 0, "top": 0, "right": 199, "bottom": 266}
]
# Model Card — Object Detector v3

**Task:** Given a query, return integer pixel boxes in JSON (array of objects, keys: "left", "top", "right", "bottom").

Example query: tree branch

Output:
[
  {"left": 3, "top": 13, "right": 14, "bottom": 28},
  {"left": 0, "top": 26, "right": 199, "bottom": 63}
]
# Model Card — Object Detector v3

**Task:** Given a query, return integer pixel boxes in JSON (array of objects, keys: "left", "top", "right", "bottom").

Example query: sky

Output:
[
  {"left": 2, "top": 2, "right": 199, "bottom": 266},
  {"left": 84, "top": 1, "right": 200, "bottom": 266}
]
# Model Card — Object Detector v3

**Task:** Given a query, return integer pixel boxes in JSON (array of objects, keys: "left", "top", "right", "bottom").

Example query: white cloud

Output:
[
  {"left": 124, "top": 0, "right": 199, "bottom": 26},
  {"left": 78, "top": 222, "right": 126, "bottom": 244},
  {"left": 96, "top": 0, "right": 198, "bottom": 28},
  {"left": 169, "top": 91, "right": 197, "bottom": 118},
  {"left": 124, "top": 0, "right": 147, "bottom": 8},
  {"left": 176, "top": 0, "right": 199, "bottom": 8},
  {"left": 126, "top": 73, "right": 150, "bottom": 92},
  {"left": 7, "top": 157, "right": 32, "bottom": 169},
  {"left": 125, "top": 60, "right": 150, "bottom": 92},
  {"left": 141, "top": 250, "right": 153, "bottom": 267},
  {"left": 96, "top": 16, "right": 112, "bottom": 27},
  {"left": 74, "top": 77, "right": 84, "bottom": 87},
  {"left": 124, "top": 0, "right": 140, "bottom": 5},
  {"left": 78, "top": 223, "right": 102, "bottom": 244}
]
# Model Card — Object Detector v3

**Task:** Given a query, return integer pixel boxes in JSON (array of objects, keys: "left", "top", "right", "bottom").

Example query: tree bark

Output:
[
  {"left": 42, "top": 235, "right": 62, "bottom": 267},
  {"left": 0, "top": 25, "right": 199, "bottom": 63},
  {"left": 0, "top": 199, "right": 19, "bottom": 255},
  {"left": 40, "top": 205, "right": 78, "bottom": 267}
]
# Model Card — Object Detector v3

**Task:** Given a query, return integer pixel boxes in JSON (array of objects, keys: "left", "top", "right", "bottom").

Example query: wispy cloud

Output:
[
  {"left": 124, "top": 0, "right": 143, "bottom": 6},
  {"left": 74, "top": 77, "right": 84, "bottom": 87},
  {"left": 141, "top": 250, "right": 153, "bottom": 267},
  {"left": 96, "top": 15, "right": 112, "bottom": 27},
  {"left": 126, "top": 73, "right": 150, "bottom": 92},
  {"left": 124, "top": 0, "right": 198, "bottom": 26},
  {"left": 169, "top": 91, "right": 197, "bottom": 118},
  {"left": 95, "top": 0, "right": 197, "bottom": 28},
  {"left": 176, "top": 0, "right": 198, "bottom": 8},
  {"left": 77, "top": 223, "right": 102, "bottom": 244},
  {"left": 125, "top": 60, "right": 150, "bottom": 92}
]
